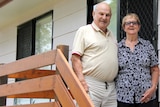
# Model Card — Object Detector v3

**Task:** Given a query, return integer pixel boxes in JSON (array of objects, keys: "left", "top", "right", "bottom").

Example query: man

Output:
[{"left": 71, "top": 2, "right": 118, "bottom": 107}]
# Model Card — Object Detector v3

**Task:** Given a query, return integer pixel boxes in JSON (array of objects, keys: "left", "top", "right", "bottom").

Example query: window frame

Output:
[{"left": 15, "top": 10, "right": 53, "bottom": 105}]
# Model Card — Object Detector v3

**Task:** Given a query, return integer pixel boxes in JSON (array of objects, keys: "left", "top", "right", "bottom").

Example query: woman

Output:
[{"left": 116, "top": 13, "right": 159, "bottom": 107}]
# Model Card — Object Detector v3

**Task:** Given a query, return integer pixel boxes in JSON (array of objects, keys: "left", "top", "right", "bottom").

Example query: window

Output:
[
  {"left": 35, "top": 13, "right": 53, "bottom": 55},
  {"left": 15, "top": 10, "right": 53, "bottom": 105}
]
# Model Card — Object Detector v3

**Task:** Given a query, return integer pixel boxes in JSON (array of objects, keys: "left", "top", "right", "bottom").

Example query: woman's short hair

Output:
[{"left": 122, "top": 13, "right": 141, "bottom": 28}]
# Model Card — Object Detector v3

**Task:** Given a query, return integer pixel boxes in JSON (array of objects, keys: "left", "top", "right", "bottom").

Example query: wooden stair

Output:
[{"left": 0, "top": 45, "right": 94, "bottom": 107}]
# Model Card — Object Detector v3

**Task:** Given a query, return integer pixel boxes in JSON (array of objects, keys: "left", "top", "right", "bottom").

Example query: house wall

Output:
[
  {"left": 53, "top": 0, "right": 87, "bottom": 62},
  {"left": 0, "top": 24, "right": 18, "bottom": 105},
  {"left": 0, "top": 0, "right": 86, "bottom": 105}
]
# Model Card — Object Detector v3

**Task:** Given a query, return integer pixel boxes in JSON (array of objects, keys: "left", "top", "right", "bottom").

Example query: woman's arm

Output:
[{"left": 140, "top": 65, "right": 159, "bottom": 103}]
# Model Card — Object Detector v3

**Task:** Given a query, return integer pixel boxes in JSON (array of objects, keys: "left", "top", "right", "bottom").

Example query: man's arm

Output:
[{"left": 71, "top": 54, "right": 89, "bottom": 92}]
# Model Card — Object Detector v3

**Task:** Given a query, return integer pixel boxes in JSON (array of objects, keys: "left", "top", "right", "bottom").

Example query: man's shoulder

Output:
[{"left": 78, "top": 24, "right": 92, "bottom": 30}]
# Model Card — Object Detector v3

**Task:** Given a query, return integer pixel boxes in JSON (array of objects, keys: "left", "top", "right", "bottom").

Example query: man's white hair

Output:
[{"left": 93, "top": 1, "right": 110, "bottom": 11}]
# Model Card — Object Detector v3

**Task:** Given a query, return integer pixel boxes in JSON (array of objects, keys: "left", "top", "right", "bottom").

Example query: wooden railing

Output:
[{"left": 0, "top": 45, "right": 94, "bottom": 107}]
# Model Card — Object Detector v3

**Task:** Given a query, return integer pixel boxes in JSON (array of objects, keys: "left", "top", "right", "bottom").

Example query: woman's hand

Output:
[{"left": 140, "top": 86, "right": 157, "bottom": 103}]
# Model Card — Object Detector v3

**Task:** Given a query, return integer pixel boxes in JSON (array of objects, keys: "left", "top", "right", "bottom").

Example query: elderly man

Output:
[{"left": 71, "top": 2, "right": 118, "bottom": 107}]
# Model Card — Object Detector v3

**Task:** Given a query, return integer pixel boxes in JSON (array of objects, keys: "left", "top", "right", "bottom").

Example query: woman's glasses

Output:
[{"left": 125, "top": 21, "right": 139, "bottom": 26}]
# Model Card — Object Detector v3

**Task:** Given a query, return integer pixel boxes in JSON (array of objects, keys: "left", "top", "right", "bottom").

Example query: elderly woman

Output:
[{"left": 116, "top": 13, "right": 159, "bottom": 107}]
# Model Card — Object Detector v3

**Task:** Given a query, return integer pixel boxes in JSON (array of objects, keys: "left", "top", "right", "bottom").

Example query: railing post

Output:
[
  {"left": 56, "top": 45, "right": 69, "bottom": 77},
  {"left": 56, "top": 45, "right": 69, "bottom": 61},
  {"left": 56, "top": 45, "right": 69, "bottom": 102},
  {"left": 0, "top": 63, "right": 7, "bottom": 106},
  {"left": 56, "top": 45, "right": 69, "bottom": 75}
]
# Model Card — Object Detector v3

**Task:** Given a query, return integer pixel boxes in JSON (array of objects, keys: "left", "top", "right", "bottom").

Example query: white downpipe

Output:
[
  {"left": 158, "top": 0, "right": 160, "bottom": 103},
  {"left": 158, "top": 0, "right": 160, "bottom": 51}
]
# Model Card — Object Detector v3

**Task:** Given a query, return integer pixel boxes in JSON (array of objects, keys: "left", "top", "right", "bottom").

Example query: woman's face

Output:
[{"left": 123, "top": 17, "right": 140, "bottom": 36}]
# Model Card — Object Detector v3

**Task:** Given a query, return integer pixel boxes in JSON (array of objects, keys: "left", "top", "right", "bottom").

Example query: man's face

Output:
[{"left": 93, "top": 4, "right": 111, "bottom": 32}]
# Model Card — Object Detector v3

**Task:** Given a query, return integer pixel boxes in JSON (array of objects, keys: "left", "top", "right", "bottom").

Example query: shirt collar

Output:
[
  {"left": 91, "top": 22, "right": 101, "bottom": 32},
  {"left": 91, "top": 22, "right": 110, "bottom": 36},
  {"left": 119, "top": 37, "right": 144, "bottom": 47}
]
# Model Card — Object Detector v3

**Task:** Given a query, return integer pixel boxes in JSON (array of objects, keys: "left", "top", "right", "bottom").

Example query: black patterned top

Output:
[{"left": 115, "top": 37, "right": 158, "bottom": 103}]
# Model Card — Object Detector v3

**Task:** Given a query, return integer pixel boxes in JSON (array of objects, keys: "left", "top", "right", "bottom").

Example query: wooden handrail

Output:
[
  {"left": 0, "top": 102, "right": 61, "bottom": 107},
  {"left": 8, "top": 69, "right": 56, "bottom": 79},
  {"left": 0, "top": 45, "right": 94, "bottom": 107}
]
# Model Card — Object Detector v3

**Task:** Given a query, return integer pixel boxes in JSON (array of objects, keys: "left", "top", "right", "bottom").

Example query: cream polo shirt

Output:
[{"left": 72, "top": 22, "right": 118, "bottom": 82}]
